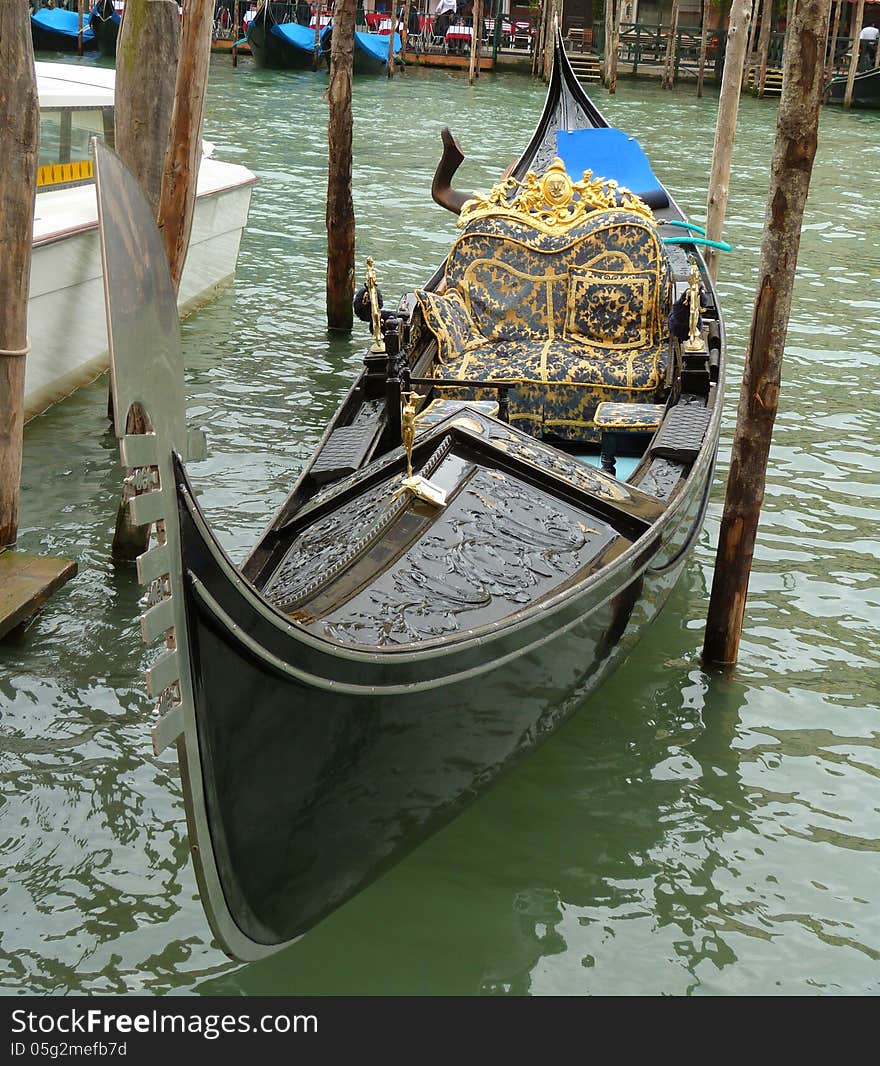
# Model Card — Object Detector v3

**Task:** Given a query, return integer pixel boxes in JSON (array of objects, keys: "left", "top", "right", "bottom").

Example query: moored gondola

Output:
[
  {"left": 88, "top": 0, "right": 122, "bottom": 58},
  {"left": 247, "top": 4, "right": 325, "bottom": 70},
  {"left": 825, "top": 65, "right": 880, "bottom": 108},
  {"left": 96, "top": 28, "right": 725, "bottom": 961},
  {"left": 31, "top": 7, "right": 97, "bottom": 53}
]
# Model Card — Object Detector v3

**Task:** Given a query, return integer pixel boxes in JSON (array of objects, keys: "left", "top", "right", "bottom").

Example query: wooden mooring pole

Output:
[
  {"left": 661, "top": 0, "right": 681, "bottom": 89},
  {"left": 704, "top": 0, "right": 751, "bottom": 282},
  {"left": 742, "top": 0, "right": 759, "bottom": 89},
  {"left": 111, "top": 0, "right": 181, "bottom": 560},
  {"left": 78, "top": 0, "right": 85, "bottom": 56},
  {"left": 703, "top": 0, "right": 832, "bottom": 667},
  {"left": 824, "top": 0, "right": 842, "bottom": 83},
  {"left": 0, "top": 3, "right": 77, "bottom": 632},
  {"left": 608, "top": 0, "right": 621, "bottom": 94},
  {"left": 0, "top": 3, "right": 40, "bottom": 548},
  {"left": 387, "top": 3, "right": 396, "bottom": 78},
  {"left": 843, "top": 0, "right": 864, "bottom": 108},
  {"left": 696, "top": 0, "right": 709, "bottom": 98},
  {"left": 326, "top": 0, "right": 357, "bottom": 332},
  {"left": 158, "top": 0, "right": 214, "bottom": 293},
  {"left": 755, "top": 0, "right": 774, "bottom": 95},
  {"left": 604, "top": 0, "right": 614, "bottom": 86},
  {"left": 468, "top": 0, "right": 482, "bottom": 84}
]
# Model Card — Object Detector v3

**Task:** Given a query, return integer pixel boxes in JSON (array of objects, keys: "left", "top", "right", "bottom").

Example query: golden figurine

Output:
[
  {"left": 391, "top": 390, "right": 447, "bottom": 509},
  {"left": 365, "top": 255, "right": 384, "bottom": 354},
  {"left": 682, "top": 255, "right": 705, "bottom": 353},
  {"left": 401, "top": 390, "right": 418, "bottom": 480}
]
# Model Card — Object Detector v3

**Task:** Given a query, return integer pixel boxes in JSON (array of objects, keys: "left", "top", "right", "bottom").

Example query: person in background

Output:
[
  {"left": 859, "top": 22, "right": 879, "bottom": 69},
  {"left": 356, "top": 0, "right": 366, "bottom": 27},
  {"left": 296, "top": 0, "right": 311, "bottom": 25}
]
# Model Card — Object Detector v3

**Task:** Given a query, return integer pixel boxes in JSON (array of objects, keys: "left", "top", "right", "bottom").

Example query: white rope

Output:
[{"left": 0, "top": 338, "right": 30, "bottom": 357}]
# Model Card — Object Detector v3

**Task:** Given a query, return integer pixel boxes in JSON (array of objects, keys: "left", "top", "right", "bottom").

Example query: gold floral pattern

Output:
[{"left": 415, "top": 179, "right": 672, "bottom": 444}]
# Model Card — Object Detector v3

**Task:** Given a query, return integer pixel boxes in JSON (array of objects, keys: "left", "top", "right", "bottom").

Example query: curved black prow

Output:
[{"left": 431, "top": 128, "right": 474, "bottom": 216}]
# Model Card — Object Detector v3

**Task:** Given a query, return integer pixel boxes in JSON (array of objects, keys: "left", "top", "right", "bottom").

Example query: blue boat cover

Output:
[
  {"left": 32, "top": 9, "right": 96, "bottom": 42},
  {"left": 354, "top": 29, "right": 401, "bottom": 64},
  {"left": 556, "top": 128, "right": 667, "bottom": 206},
  {"left": 271, "top": 20, "right": 322, "bottom": 54}
]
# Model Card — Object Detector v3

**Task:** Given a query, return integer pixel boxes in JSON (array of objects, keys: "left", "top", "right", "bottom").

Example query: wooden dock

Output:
[
  {"left": 211, "top": 38, "right": 251, "bottom": 56},
  {"left": 0, "top": 549, "right": 77, "bottom": 640}
]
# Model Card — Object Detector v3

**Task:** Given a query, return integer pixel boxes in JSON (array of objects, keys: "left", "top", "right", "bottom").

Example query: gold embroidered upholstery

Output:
[{"left": 416, "top": 160, "right": 672, "bottom": 443}]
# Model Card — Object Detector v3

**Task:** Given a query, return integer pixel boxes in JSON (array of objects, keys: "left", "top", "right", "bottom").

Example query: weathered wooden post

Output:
[
  {"left": 604, "top": 0, "right": 614, "bottom": 85},
  {"left": 742, "top": 0, "right": 759, "bottom": 88},
  {"left": 843, "top": 0, "right": 864, "bottom": 107},
  {"left": 468, "top": 0, "right": 482, "bottom": 84},
  {"left": 78, "top": 0, "right": 85, "bottom": 55},
  {"left": 824, "top": 0, "right": 841, "bottom": 81},
  {"left": 315, "top": 3, "right": 323, "bottom": 71},
  {"left": 401, "top": 0, "right": 412, "bottom": 58},
  {"left": 705, "top": 0, "right": 751, "bottom": 282},
  {"left": 0, "top": 2, "right": 78, "bottom": 631},
  {"left": 543, "top": 0, "right": 561, "bottom": 80},
  {"left": 326, "top": 0, "right": 357, "bottom": 332},
  {"left": 111, "top": 0, "right": 181, "bottom": 559},
  {"left": 661, "top": 0, "right": 681, "bottom": 88},
  {"left": 157, "top": 0, "right": 215, "bottom": 293},
  {"left": 0, "top": 3, "right": 40, "bottom": 549},
  {"left": 755, "top": 0, "right": 774, "bottom": 94},
  {"left": 532, "top": 0, "right": 545, "bottom": 77},
  {"left": 703, "top": 0, "right": 832, "bottom": 666},
  {"left": 386, "top": 2, "right": 396, "bottom": 77},
  {"left": 609, "top": 0, "right": 621, "bottom": 93},
  {"left": 696, "top": 0, "right": 709, "bottom": 97},
  {"left": 115, "top": 0, "right": 181, "bottom": 218}
]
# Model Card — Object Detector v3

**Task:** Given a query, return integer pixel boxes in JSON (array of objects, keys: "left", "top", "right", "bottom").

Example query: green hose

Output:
[{"left": 662, "top": 235, "right": 733, "bottom": 253}]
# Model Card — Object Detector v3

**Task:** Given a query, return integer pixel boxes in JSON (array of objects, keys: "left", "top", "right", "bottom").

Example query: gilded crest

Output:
[{"left": 459, "top": 157, "right": 654, "bottom": 233}]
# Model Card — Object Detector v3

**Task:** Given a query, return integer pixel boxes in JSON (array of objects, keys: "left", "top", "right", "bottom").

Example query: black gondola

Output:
[
  {"left": 89, "top": 0, "right": 121, "bottom": 58},
  {"left": 825, "top": 65, "right": 880, "bottom": 108},
  {"left": 247, "top": 3, "right": 324, "bottom": 70},
  {"left": 95, "top": 29, "right": 725, "bottom": 961}
]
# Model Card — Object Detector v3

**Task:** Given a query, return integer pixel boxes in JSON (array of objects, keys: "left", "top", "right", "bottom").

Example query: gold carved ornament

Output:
[
  {"left": 365, "top": 255, "right": 385, "bottom": 354},
  {"left": 391, "top": 391, "right": 447, "bottom": 509},
  {"left": 457, "top": 157, "right": 655, "bottom": 234},
  {"left": 682, "top": 254, "right": 705, "bottom": 353}
]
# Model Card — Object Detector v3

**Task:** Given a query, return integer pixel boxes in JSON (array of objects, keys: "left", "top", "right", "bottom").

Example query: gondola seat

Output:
[{"left": 416, "top": 161, "right": 672, "bottom": 443}]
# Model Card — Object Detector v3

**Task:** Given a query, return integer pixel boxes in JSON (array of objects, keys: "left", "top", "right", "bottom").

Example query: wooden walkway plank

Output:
[{"left": 0, "top": 550, "right": 77, "bottom": 640}]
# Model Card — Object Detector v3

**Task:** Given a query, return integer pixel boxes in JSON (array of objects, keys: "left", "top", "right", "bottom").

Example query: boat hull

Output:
[
  {"left": 26, "top": 175, "right": 254, "bottom": 422},
  {"left": 172, "top": 429, "right": 715, "bottom": 953},
  {"left": 31, "top": 11, "right": 97, "bottom": 53},
  {"left": 825, "top": 66, "right": 880, "bottom": 107},
  {"left": 247, "top": 12, "right": 318, "bottom": 70},
  {"left": 89, "top": 8, "right": 121, "bottom": 57}
]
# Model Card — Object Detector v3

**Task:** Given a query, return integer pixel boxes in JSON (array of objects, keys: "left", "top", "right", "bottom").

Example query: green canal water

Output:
[{"left": 2, "top": 57, "right": 879, "bottom": 996}]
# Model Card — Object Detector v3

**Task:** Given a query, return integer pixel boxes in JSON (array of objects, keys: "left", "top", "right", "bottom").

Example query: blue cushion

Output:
[{"left": 555, "top": 129, "right": 669, "bottom": 209}]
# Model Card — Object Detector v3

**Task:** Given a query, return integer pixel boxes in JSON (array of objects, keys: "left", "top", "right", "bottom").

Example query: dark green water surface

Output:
[{"left": 2, "top": 57, "right": 879, "bottom": 995}]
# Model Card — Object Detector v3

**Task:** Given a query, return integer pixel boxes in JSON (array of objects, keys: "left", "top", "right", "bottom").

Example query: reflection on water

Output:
[{"left": 1, "top": 58, "right": 878, "bottom": 995}]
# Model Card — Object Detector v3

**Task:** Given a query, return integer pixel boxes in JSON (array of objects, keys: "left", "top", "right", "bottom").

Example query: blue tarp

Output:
[
  {"left": 32, "top": 8, "right": 96, "bottom": 42},
  {"left": 555, "top": 128, "right": 668, "bottom": 207},
  {"left": 271, "top": 20, "right": 322, "bottom": 55},
  {"left": 354, "top": 30, "right": 401, "bottom": 65}
]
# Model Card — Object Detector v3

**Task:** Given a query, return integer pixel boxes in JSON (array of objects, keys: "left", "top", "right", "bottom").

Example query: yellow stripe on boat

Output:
[{"left": 37, "top": 160, "right": 94, "bottom": 188}]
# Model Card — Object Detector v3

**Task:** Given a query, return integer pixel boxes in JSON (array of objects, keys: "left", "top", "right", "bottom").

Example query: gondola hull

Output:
[
  {"left": 97, "top": 28, "right": 725, "bottom": 961},
  {"left": 31, "top": 9, "right": 97, "bottom": 53},
  {"left": 172, "top": 423, "right": 714, "bottom": 948},
  {"left": 89, "top": 3, "right": 121, "bottom": 57},
  {"left": 247, "top": 10, "right": 321, "bottom": 70},
  {"left": 825, "top": 66, "right": 880, "bottom": 107}
]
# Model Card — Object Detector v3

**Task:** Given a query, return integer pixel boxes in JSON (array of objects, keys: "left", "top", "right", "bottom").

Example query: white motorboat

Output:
[{"left": 27, "top": 61, "right": 256, "bottom": 422}]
